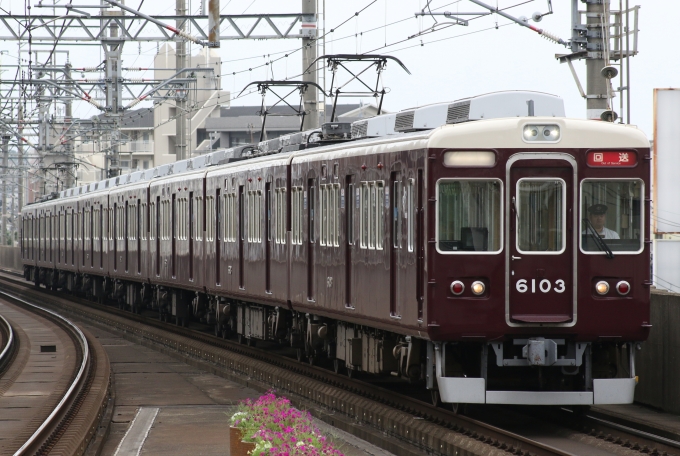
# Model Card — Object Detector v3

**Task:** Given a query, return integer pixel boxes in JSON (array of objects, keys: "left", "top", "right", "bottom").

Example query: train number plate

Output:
[{"left": 516, "top": 279, "right": 566, "bottom": 293}]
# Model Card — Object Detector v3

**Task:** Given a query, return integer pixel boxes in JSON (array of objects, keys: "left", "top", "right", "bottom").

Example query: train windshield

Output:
[
  {"left": 437, "top": 179, "right": 502, "bottom": 253},
  {"left": 516, "top": 178, "right": 566, "bottom": 254},
  {"left": 581, "top": 179, "right": 644, "bottom": 253}
]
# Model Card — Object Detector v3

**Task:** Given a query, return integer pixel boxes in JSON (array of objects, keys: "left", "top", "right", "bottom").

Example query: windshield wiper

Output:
[{"left": 583, "top": 218, "right": 614, "bottom": 259}]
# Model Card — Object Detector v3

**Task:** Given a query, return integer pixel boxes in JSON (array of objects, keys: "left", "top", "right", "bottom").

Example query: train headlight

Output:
[
  {"left": 522, "top": 124, "right": 561, "bottom": 143},
  {"left": 450, "top": 281, "right": 464, "bottom": 296},
  {"left": 616, "top": 281, "right": 631, "bottom": 295},
  {"left": 523, "top": 126, "right": 539, "bottom": 140},
  {"left": 595, "top": 281, "right": 610, "bottom": 295},
  {"left": 471, "top": 281, "right": 485, "bottom": 296}
]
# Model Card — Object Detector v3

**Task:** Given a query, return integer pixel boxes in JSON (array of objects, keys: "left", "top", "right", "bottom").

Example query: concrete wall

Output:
[
  {"left": 0, "top": 245, "right": 21, "bottom": 273},
  {"left": 635, "top": 289, "right": 680, "bottom": 413}
]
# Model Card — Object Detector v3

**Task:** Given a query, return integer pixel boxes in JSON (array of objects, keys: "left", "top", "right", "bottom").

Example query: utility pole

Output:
[
  {"left": 301, "top": 0, "right": 319, "bottom": 130},
  {"left": 103, "top": 7, "right": 123, "bottom": 177},
  {"left": 18, "top": 103, "right": 24, "bottom": 212},
  {"left": 585, "top": 0, "right": 610, "bottom": 120},
  {"left": 64, "top": 62, "right": 75, "bottom": 188},
  {"left": 175, "top": 0, "right": 188, "bottom": 160},
  {"left": 1, "top": 135, "right": 9, "bottom": 246}
]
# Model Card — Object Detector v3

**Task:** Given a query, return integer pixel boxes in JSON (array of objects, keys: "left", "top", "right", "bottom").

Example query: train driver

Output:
[{"left": 587, "top": 204, "right": 620, "bottom": 239}]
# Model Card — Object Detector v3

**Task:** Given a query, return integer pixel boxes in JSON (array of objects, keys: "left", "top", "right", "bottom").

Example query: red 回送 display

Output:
[{"left": 587, "top": 151, "right": 637, "bottom": 167}]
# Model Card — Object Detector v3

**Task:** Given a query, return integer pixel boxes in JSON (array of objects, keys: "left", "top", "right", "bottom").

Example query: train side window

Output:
[
  {"left": 347, "top": 183, "right": 355, "bottom": 246},
  {"left": 393, "top": 180, "right": 402, "bottom": 249},
  {"left": 360, "top": 183, "right": 369, "bottom": 248},
  {"left": 332, "top": 184, "right": 340, "bottom": 247},
  {"left": 291, "top": 187, "right": 301, "bottom": 245},
  {"left": 275, "top": 188, "right": 286, "bottom": 244},
  {"left": 257, "top": 190, "right": 262, "bottom": 242},
  {"left": 580, "top": 179, "right": 643, "bottom": 254},
  {"left": 376, "top": 181, "right": 384, "bottom": 250},
  {"left": 436, "top": 179, "right": 503, "bottom": 254},
  {"left": 267, "top": 187, "right": 272, "bottom": 242},
  {"left": 407, "top": 179, "right": 415, "bottom": 252},
  {"left": 320, "top": 185, "right": 327, "bottom": 246},
  {"left": 206, "top": 196, "right": 214, "bottom": 241},
  {"left": 149, "top": 202, "right": 155, "bottom": 240}
]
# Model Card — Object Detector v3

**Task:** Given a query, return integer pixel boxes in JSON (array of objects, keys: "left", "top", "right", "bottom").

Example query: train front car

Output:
[{"left": 427, "top": 117, "right": 650, "bottom": 406}]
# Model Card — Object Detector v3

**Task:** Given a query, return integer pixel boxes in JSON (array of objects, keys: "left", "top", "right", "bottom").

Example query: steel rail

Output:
[
  {"left": 586, "top": 413, "right": 680, "bottom": 450},
  {"left": 0, "top": 273, "right": 576, "bottom": 456},
  {"left": 0, "top": 313, "right": 14, "bottom": 372},
  {"left": 0, "top": 290, "right": 90, "bottom": 456}
]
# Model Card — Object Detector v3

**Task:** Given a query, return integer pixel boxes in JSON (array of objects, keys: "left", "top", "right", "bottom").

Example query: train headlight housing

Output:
[
  {"left": 522, "top": 124, "right": 561, "bottom": 143},
  {"left": 595, "top": 281, "right": 610, "bottom": 295},
  {"left": 450, "top": 281, "right": 464, "bottom": 296},
  {"left": 471, "top": 281, "right": 485, "bottom": 296},
  {"left": 616, "top": 280, "right": 631, "bottom": 295}
]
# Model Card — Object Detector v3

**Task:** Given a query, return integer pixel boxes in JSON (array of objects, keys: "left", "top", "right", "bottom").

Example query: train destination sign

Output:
[{"left": 587, "top": 151, "right": 637, "bottom": 167}]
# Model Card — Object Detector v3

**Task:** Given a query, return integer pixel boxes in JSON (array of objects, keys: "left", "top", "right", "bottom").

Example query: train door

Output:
[
  {"left": 390, "top": 171, "right": 402, "bottom": 317},
  {"left": 189, "top": 192, "right": 194, "bottom": 281},
  {"left": 507, "top": 154, "right": 576, "bottom": 325},
  {"left": 137, "top": 199, "right": 141, "bottom": 274},
  {"left": 344, "top": 174, "right": 355, "bottom": 308},
  {"left": 90, "top": 206, "right": 94, "bottom": 268},
  {"left": 155, "top": 196, "right": 160, "bottom": 276},
  {"left": 216, "top": 188, "right": 222, "bottom": 286},
  {"left": 416, "top": 169, "right": 424, "bottom": 320},
  {"left": 171, "top": 193, "right": 176, "bottom": 278},
  {"left": 265, "top": 182, "right": 272, "bottom": 293},
  {"left": 125, "top": 201, "right": 129, "bottom": 272},
  {"left": 307, "top": 178, "right": 316, "bottom": 301},
  {"left": 113, "top": 203, "right": 118, "bottom": 271},
  {"left": 238, "top": 185, "right": 245, "bottom": 289}
]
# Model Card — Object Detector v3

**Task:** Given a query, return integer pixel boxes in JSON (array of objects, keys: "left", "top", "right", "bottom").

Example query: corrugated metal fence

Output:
[
  {"left": 635, "top": 289, "right": 680, "bottom": 414},
  {"left": 0, "top": 245, "right": 677, "bottom": 412}
]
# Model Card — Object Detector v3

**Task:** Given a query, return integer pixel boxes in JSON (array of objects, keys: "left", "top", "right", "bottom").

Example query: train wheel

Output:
[
  {"left": 221, "top": 328, "right": 229, "bottom": 339},
  {"left": 333, "top": 359, "right": 344, "bottom": 374},
  {"left": 430, "top": 390, "right": 441, "bottom": 407},
  {"left": 296, "top": 348, "right": 303, "bottom": 362},
  {"left": 346, "top": 367, "right": 354, "bottom": 378},
  {"left": 308, "top": 356, "right": 315, "bottom": 366}
]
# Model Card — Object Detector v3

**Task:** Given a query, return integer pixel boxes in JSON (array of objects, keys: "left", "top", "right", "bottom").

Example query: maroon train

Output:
[{"left": 20, "top": 100, "right": 651, "bottom": 406}]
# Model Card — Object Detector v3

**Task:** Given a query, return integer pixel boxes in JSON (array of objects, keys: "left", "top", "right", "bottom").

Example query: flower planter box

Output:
[{"left": 230, "top": 426, "right": 256, "bottom": 456}]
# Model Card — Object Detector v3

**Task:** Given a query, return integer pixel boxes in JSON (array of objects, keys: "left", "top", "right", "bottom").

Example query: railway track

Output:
[
  {"left": 1, "top": 271, "right": 677, "bottom": 456},
  {"left": 0, "top": 286, "right": 110, "bottom": 456}
]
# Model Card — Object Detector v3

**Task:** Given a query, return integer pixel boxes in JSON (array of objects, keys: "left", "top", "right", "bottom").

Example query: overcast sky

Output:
[{"left": 1, "top": 0, "right": 677, "bottom": 138}]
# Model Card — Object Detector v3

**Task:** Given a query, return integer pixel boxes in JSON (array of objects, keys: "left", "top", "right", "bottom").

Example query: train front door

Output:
[{"left": 506, "top": 154, "right": 576, "bottom": 325}]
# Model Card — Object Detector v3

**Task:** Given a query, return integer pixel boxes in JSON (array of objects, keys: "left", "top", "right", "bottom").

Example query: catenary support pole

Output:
[
  {"left": 585, "top": 0, "right": 609, "bottom": 120},
  {"left": 301, "top": 0, "right": 319, "bottom": 130},
  {"left": 1, "top": 135, "right": 9, "bottom": 246},
  {"left": 175, "top": 0, "right": 188, "bottom": 160}
]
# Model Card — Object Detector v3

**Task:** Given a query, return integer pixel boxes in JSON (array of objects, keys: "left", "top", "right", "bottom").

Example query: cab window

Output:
[{"left": 581, "top": 179, "right": 643, "bottom": 253}]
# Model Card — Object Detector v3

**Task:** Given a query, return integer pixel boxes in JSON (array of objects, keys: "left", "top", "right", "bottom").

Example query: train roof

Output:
[{"left": 23, "top": 91, "right": 650, "bottom": 211}]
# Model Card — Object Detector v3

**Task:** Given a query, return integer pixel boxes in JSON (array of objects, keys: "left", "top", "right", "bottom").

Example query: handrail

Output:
[{"left": 0, "top": 290, "right": 90, "bottom": 456}]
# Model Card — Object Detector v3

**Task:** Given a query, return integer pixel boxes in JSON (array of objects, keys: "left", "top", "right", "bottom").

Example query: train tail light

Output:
[
  {"left": 616, "top": 281, "right": 631, "bottom": 295},
  {"left": 450, "top": 281, "right": 464, "bottom": 296},
  {"left": 595, "top": 281, "right": 609, "bottom": 295},
  {"left": 471, "top": 281, "right": 485, "bottom": 296}
]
